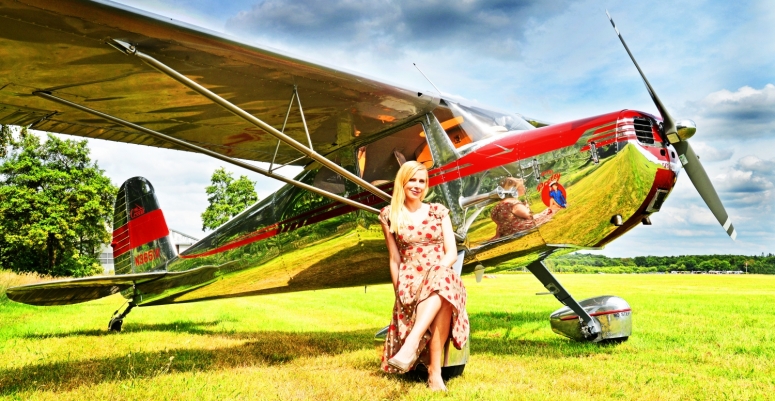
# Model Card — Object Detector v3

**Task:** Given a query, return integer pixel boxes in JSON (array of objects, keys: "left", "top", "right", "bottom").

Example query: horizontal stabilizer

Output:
[
  {"left": 6, "top": 266, "right": 218, "bottom": 306},
  {"left": 5, "top": 272, "right": 165, "bottom": 306}
]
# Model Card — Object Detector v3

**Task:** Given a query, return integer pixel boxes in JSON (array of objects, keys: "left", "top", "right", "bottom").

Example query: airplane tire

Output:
[
  {"left": 600, "top": 336, "right": 628, "bottom": 345},
  {"left": 108, "top": 318, "right": 123, "bottom": 332}
]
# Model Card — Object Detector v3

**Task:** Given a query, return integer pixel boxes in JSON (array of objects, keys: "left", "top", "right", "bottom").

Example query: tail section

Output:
[
  {"left": 112, "top": 177, "right": 176, "bottom": 274},
  {"left": 6, "top": 177, "right": 177, "bottom": 305}
]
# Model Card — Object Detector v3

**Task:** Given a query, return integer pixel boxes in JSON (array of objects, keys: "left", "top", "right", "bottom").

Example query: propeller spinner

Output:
[{"left": 606, "top": 11, "right": 736, "bottom": 240}]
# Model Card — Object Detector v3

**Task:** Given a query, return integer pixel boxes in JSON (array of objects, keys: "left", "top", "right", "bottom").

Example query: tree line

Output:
[{"left": 545, "top": 253, "right": 775, "bottom": 274}]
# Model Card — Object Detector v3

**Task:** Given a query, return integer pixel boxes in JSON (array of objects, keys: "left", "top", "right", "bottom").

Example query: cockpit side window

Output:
[{"left": 357, "top": 123, "right": 432, "bottom": 184}]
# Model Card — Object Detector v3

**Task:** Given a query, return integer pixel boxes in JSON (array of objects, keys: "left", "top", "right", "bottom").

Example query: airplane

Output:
[{"left": 2, "top": 0, "right": 736, "bottom": 377}]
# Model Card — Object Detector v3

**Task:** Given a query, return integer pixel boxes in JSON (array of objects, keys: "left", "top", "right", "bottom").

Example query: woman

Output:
[{"left": 378, "top": 161, "right": 469, "bottom": 391}]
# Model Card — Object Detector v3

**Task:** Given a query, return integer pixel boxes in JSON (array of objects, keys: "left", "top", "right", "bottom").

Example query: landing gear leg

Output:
[
  {"left": 108, "top": 301, "right": 136, "bottom": 332},
  {"left": 527, "top": 253, "right": 602, "bottom": 341}
]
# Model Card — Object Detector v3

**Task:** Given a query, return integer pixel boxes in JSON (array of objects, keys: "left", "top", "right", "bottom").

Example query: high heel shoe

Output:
[{"left": 387, "top": 350, "right": 419, "bottom": 373}]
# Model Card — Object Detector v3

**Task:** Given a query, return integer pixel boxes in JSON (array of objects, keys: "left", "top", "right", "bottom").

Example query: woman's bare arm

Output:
[
  {"left": 380, "top": 220, "right": 402, "bottom": 291},
  {"left": 440, "top": 215, "right": 458, "bottom": 269}
]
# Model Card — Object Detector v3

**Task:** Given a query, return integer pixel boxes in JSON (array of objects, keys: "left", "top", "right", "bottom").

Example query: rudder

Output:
[{"left": 112, "top": 177, "right": 176, "bottom": 274}]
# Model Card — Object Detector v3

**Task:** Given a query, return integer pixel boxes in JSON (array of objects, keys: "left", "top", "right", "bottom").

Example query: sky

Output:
[{"left": 55, "top": 0, "right": 774, "bottom": 257}]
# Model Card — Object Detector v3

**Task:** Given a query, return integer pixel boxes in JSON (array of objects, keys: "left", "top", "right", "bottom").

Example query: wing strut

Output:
[
  {"left": 33, "top": 91, "right": 380, "bottom": 214},
  {"left": 269, "top": 89, "right": 296, "bottom": 173},
  {"left": 106, "top": 38, "right": 391, "bottom": 203}
]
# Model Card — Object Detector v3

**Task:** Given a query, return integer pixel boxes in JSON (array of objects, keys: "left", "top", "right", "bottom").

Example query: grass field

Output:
[{"left": 2, "top": 273, "right": 774, "bottom": 400}]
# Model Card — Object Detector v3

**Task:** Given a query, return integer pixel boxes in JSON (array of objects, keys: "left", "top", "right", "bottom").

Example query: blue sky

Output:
[{"left": 82, "top": 0, "right": 774, "bottom": 257}]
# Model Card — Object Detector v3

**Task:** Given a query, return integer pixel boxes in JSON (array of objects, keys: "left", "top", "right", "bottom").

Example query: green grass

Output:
[{"left": 2, "top": 273, "right": 775, "bottom": 400}]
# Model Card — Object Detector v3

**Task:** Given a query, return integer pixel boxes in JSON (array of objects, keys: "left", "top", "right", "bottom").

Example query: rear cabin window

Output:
[
  {"left": 312, "top": 166, "right": 345, "bottom": 194},
  {"left": 357, "top": 123, "right": 432, "bottom": 184}
]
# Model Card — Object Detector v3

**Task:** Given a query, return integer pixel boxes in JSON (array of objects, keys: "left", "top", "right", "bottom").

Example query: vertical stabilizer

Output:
[{"left": 111, "top": 177, "right": 176, "bottom": 274}]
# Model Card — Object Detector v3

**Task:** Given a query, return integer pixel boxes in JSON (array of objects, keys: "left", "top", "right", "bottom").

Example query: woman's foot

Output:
[
  {"left": 388, "top": 339, "right": 420, "bottom": 371},
  {"left": 427, "top": 373, "right": 447, "bottom": 391},
  {"left": 388, "top": 338, "right": 420, "bottom": 372}
]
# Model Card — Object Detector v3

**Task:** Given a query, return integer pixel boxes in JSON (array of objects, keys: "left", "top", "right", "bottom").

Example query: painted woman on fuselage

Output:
[{"left": 378, "top": 161, "right": 469, "bottom": 391}]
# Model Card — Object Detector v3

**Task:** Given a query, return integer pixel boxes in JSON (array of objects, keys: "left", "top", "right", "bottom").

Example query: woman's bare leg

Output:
[
  {"left": 390, "top": 293, "right": 442, "bottom": 364},
  {"left": 427, "top": 299, "right": 453, "bottom": 390}
]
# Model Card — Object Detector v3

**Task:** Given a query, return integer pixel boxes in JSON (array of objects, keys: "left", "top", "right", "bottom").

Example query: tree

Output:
[
  {"left": 0, "top": 127, "right": 117, "bottom": 277},
  {"left": 201, "top": 167, "right": 258, "bottom": 230}
]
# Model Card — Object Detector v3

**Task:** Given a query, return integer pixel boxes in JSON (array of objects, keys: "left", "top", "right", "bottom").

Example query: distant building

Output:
[
  {"left": 169, "top": 229, "right": 200, "bottom": 254},
  {"left": 97, "top": 229, "right": 200, "bottom": 274},
  {"left": 98, "top": 243, "right": 114, "bottom": 274}
]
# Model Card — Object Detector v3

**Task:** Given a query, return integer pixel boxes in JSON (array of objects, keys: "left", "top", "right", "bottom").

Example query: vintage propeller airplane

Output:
[{"left": 2, "top": 0, "right": 735, "bottom": 376}]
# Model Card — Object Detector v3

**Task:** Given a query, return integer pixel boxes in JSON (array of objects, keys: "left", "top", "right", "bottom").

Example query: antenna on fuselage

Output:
[{"left": 413, "top": 63, "right": 443, "bottom": 96}]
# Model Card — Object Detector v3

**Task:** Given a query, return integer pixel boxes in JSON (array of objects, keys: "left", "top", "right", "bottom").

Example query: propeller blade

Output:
[
  {"left": 605, "top": 11, "right": 679, "bottom": 142},
  {"left": 673, "top": 141, "right": 737, "bottom": 240},
  {"left": 606, "top": 11, "right": 736, "bottom": 240}
]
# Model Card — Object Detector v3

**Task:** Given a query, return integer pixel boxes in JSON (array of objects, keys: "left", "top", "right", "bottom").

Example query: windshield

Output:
[{"left": 432, "top": 100, "right": 533, "bottom": 150}]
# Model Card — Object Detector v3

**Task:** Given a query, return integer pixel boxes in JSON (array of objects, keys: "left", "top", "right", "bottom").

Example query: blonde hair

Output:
[{"left": 389, "top": 161, "right": 428, "bottom": 233}]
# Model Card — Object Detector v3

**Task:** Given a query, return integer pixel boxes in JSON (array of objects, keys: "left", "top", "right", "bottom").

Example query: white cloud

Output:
[
  {"left": 715, "top": 168, "right": 774, "bottom": 193},
  {"left": 673, "top": 229, "right": 717, "bottom": 237},
  {"left": 687, "top": 84, "right": 775, "bottom": 139},
  {"left": 691, "top": 141, "right": 733, "bottom": 162},
  {"left": 711, "top": 156, "right": 775, "bottom": 213},
  {"left": 704, "top": 84, "right": 775, "bottom": 108},
  {"left": 737, "top": 155, "right": 775, "bottom": 174}
]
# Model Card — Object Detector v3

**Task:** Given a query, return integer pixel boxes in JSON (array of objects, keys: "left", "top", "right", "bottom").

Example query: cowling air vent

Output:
[
  {"left": 633, "top": 117, "right": 655, "bottom": 145},
  {"left": 646, "top": 189, "right": 670, "bottom": 213}
]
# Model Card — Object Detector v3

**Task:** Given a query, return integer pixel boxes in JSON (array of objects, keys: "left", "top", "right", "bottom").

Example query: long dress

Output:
[{"left": 379, "top": 203, "right": 469, "bottom": 373}]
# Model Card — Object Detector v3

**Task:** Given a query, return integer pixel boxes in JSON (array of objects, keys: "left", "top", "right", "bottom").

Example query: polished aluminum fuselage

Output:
[{"left": 131, "top": 109, "right": 677, "bottom": 306}]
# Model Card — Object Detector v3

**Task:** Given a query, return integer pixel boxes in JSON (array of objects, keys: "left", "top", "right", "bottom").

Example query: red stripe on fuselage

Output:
[
  {"left": 436, "top": 111, "right": 623, "bottom": 183},
  {"left": 559, "top": 308, "right": 632, "bottom": 321}
]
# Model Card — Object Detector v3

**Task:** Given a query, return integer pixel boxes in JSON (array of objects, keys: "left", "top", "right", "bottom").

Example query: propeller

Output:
[{"left": 606, "top": 11, "right": 736, "bottom": 240}]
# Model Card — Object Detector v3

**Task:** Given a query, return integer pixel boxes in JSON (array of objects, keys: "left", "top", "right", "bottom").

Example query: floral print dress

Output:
[{"left": 379, "top": 203, "right": 469, "bottom": 373}]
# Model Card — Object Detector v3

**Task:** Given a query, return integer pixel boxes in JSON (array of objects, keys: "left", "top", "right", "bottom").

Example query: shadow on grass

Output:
[
  {"left": 468, "top": 311, "right": 623, "bottom": 358},
  {"left": 4, "top": 311, "right": 626, "bottom": 394},
  {"left": 21, "top": 320, "right": 228, "bottom": 339},
  {"left": 0, "top": 327, "right": 380, "bottom": 395}
]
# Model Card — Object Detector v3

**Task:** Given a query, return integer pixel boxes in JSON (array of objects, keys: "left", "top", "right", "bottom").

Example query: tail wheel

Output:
[{"left": 108, "top": 317, "right": 123, "bottom": 332}]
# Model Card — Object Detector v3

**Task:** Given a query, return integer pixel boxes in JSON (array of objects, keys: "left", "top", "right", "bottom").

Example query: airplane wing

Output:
[{"left": 0, "top": 0, "right": 437, "bottom": 165}]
